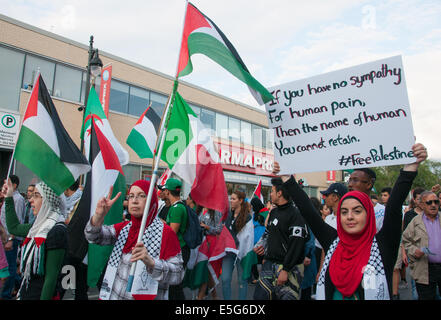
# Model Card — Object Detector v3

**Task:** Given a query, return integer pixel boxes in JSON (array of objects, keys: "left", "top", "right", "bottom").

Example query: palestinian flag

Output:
[
  {"left": 68, "top": 120, "right": 125, "bottom": 287},
  {"left": 236, "top": 218, "right": 258, "bottom": 281},
  {"left": 126, "top": 104, "right": 161, "bottom": 159},
  {"left": 82, "top": 87, "right": 129, "bottom": 166},
  {"left": 253, "top": 179, "right": 264, "bottom": 203},
  {"left": 176, "top": 2, "right": 274, "bottom": 105},
  {"left": 161, "top": 91, "right": 229, "bottom": 218},
  {"left": 14, "top": 74, "right": 90, "bottom": 195},
  {"left": 184, "top": 225, "right": 237, "bottom": 290}
]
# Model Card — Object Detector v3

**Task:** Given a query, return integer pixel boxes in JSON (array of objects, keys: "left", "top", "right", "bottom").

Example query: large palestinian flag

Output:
[
  {"left": 126, "top": 104, "right": 162, "bottom": 159},
  {"left": 14, "top": 75, "right": 90, "bottom": 195},
  {"left": 161, "top": 91, "right": 229, "bottom": 218},
  {"left": 176, "top": 2, "right": 274, "bottom": 105}
]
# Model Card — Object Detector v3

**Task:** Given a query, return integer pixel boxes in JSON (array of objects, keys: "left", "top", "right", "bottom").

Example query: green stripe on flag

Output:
[
  {"left": 126, "top": 129, "right": 154, "bottom": 159},
  {"left": 14, "top": 126, "right": 75, "bottom": 195},
  {"left": 161, "top": 92, "right": 196, "bottom": 169},
  {"left": 183, "top": 260, "right": 209, "bottom": 290},
  {"left": 240, "top": 250, "right": 258, "bottom": 281}
]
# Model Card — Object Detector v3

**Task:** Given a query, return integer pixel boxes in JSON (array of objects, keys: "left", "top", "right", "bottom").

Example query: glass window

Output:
[
  {"left": 53, "top": 64, "right": 82, "bottom": 102},
  {"left": 109, "top": 79, "right": 129, "bottom": 114},
  {"left": 215, "top": 113, "right": 228, "bottom": 140},
  {"left": 23, "top": 55, "right": 55, "bottom": 94},
  {"left": 200, "top": 108, "right": 215, "bottom": 131},
  {"left": 0, "top": 46, "right": 25, "bottom": 111},
  {"left": 228, "top": 117, "right": 240, "bottom": 142},
  {"left": 240, "top": 121, "right": 252, "bottom": 145},
  {"left": 265, "top": 128, "right": 274, "bottom": 149},
  {"left": 252, "top": 124, "right": 262, "bottom": 148},
  {"left": 122, "top": 164, "right": 141, "bottom": 186},
  {"left": 189, "top": 104, "right": 200, "bottom": 117},
  {"left": 129, "top": 86, "right": 150, "bottom": 117},
  {"left": 151, "top": 91, "right": 168, "bottom": 118}
]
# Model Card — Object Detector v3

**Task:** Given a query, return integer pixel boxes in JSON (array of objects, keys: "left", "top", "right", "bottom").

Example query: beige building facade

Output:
[{"left": 0, "top": 13, "right": 343, "bottom": 201}]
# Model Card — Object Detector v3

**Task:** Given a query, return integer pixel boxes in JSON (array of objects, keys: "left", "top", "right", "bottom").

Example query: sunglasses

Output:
[{"left": 425, "top": 200, "right": 440, "bottom": 206}]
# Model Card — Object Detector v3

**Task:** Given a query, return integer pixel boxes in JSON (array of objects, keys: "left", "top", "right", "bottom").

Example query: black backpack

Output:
[{"left": 178, "top": 201, "right": 204, "bottom": 249}]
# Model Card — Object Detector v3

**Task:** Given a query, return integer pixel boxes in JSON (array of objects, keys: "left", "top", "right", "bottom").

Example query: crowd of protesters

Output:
[{"left": 1, "top": 143, "right": 440, "bottom": 300}]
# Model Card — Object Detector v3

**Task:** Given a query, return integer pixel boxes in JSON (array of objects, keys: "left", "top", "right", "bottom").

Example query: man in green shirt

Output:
[{"left": 161, "top": 178, "right": 189, "bottom": 299}]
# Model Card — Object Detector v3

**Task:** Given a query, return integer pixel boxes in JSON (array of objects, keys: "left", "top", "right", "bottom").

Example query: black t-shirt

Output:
[{"left": 402, "top": 209, "right": 418, "bottom": 232}]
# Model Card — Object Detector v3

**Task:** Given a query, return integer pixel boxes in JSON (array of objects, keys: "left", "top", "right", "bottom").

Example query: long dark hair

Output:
[{"left": 232, "top": 190, "right": 250, "bottom": 232}]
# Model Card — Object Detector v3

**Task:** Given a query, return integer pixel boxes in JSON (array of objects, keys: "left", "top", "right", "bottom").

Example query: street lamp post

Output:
[{"left": 80, "top": 35, "right": 103, "bottom": 154}]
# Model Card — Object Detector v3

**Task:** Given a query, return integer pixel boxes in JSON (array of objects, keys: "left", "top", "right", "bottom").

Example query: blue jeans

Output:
[
  {"left": 221, "top": 253, "right": 248, "bottom": 300},
  {"left": 1, "top": 239, "right": 19, "bottom": 299}
]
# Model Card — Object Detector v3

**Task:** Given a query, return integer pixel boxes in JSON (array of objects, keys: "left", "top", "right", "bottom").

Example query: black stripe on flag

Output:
[
  {"left": 37, "top": 76, "right": 89, "bottom": 166},
  {"left": 146, "top": 106, "right": 162, "bottom": 133}
]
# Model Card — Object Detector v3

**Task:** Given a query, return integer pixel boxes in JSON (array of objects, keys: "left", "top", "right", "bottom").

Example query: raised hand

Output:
[
  {"left": 91, "top": 186, "right": 121, "bottom": 226},
  {"left": 403, "top": 143, "right": 428, "bottom": 172}
]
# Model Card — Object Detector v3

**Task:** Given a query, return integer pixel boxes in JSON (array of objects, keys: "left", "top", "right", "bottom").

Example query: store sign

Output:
[
  {"left": 0, "top": 110, "right": 20, "bottom": 149},
  {"left": 327, "top": 170, "right": 336, "bottom": 182},
  {"left": 215, "top": 141, "right": 274, "bottom": 176}
]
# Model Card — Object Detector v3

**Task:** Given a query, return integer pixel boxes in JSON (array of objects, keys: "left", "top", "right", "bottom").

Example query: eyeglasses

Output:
[
  {"left": 425, "top": 200, "right": 440, "bottom": 206},
  {"left": 127, "top": 194, "right": 147, "bottom": 201}
]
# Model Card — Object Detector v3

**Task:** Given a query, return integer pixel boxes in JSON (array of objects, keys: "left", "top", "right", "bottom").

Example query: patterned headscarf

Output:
[{"left": 21, "top": 182, "right": 64, "bottom": 287}]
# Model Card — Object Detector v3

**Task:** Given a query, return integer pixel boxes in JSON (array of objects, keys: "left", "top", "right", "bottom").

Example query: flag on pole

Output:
[
  {"left": 253, "top": 179, "right": 264, "bottom": 203},
  {"left": 176, "top": 2, "right": 274, "bottom": 105},
  {"left": 126, "top": 104, "right": 161, "bottom": 159},
  {"left": 82, "top": 87, "right": 129, "bottom": 166},
  {"left": 68, "top": 119, "right": 125, "bottom": 287},
  {"left": 161, "top": 91, "right": 229, "bottom": 218},
  {"left": 236, "top": 218, "right": 258, "bottom": 281},
  {"left": 14, "top": 74, "right": 90, "bottom": 195},
  {"left": 156, "top": 168, "right": 171, "bottom": 197},
  {"left": 184, "top": 225, "right": 237, "bottom": 290}
]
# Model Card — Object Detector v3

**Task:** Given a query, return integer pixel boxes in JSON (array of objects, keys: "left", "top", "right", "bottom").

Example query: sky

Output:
[{"left": 1, "top": 0, "right": 441, "bottom": 161}]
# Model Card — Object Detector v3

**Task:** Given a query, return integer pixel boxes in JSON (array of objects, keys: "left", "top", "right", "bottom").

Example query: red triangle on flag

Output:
[
  {"left": 92, "top": 120, "right": 124, "bottom": 175},
  {"left": 23, "top": 75, "right": 40, "bottom": 122}
]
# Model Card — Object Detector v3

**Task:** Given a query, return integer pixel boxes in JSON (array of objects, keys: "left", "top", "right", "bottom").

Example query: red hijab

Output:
[
  {"left": 116, "top": 180, "right": 158, "bottom": 254},
  {"left": 328, "top": 191, "right": 377, "bottom": 297}
]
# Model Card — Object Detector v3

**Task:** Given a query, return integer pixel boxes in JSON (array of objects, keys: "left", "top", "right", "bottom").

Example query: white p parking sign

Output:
[{"left": 0, "top": 111, "right": 20, "bottom": 148}]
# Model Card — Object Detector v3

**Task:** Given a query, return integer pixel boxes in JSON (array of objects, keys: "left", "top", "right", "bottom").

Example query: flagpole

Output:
[{"left": 127, "top": 0, "right": 189, "bottom": 293}]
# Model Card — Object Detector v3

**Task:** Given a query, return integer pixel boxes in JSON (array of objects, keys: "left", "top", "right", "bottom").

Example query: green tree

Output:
[{"left": 372, "top": 160, "right": 441, "bottom": 196}]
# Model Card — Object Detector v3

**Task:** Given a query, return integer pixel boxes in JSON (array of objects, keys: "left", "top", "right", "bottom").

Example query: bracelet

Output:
[{"left": 8, "top": 237, "right": 13, "bottom": 241}]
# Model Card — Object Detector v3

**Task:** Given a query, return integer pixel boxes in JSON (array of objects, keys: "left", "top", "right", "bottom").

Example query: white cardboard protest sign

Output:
[{"left": 265, "top": 55, "right": 415, "bottom": 174}]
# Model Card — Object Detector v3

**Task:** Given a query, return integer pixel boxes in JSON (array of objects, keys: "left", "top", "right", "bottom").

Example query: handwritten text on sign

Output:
[{"left": 265, "top": 56, "right": 415, "bottom": 174}]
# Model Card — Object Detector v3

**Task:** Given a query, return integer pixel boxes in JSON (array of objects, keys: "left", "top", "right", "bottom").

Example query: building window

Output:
[
  {"left": 228, "top": 117, "right": 240, "bottom": 142},
  {"left": 23, "top": 55, "right": 55, "bottom": 94},
  {"left": 0, "top": 46, "right": 25, "bottom": 111},
  {"left": 240, "top": 121, "right": 252, "bottom": 145},
  {"left": 151, "top": 91, "right": 168, "bottom": 118},
  {"left": 122, "top": 164, "right": 141, "bottom": 186},
  {"left": 189, "top": 104, "right": 200, "bottom": 117},
  {"left": 200, "top": 108, "right": 215, "bottom": 132},
  {"left": 53, "top": 64, "right": 82, "bottom": 102},
  {"left": 215, "top": 112, "right": 228, "bottom": 140},
  {"left": 129, "top": 86, "right": 150, "bottom": 117},
  {"left": 109, "top": 79, "right": 129, "bottom": 114},
  {"left": 252, "top": 124, "right": 262, "bottom": 148}
]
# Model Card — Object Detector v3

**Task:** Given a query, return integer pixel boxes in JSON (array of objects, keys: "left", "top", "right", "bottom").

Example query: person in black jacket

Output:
[
  {"left": 273, "top": 143, "right": 427, "bottom": 300},
  {"left": 253, "top": 177, "right": 309, "bottom": 300}
]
